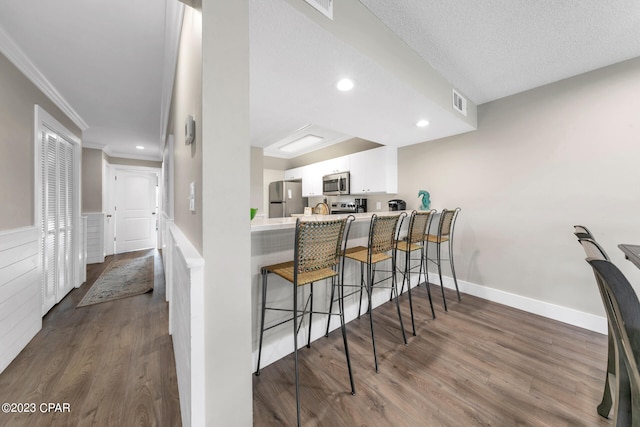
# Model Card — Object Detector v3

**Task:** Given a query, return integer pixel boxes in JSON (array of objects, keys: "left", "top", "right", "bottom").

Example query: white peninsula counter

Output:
[{"left": 250, "top": 211, "right": 424, "bottom": 371}]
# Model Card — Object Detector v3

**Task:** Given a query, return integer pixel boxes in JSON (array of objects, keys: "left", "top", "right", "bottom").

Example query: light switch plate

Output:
[
  {"left": 189, "top": 181, "right": 195, "bottom": 212},
  {"left": 376, "top": 202, "right": 381, "bottom": 210}
]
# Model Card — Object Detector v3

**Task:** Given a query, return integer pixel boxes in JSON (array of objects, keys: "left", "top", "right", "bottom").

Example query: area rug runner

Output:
[{"left": 77, "top": 255, "right": 154, "bottom": 307}]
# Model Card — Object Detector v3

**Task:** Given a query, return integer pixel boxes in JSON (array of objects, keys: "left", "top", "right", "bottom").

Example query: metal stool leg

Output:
[
  {"left": 325, "top": 278, "right": 336, "bottom": 337},
  {"left": 338, "top": 276, "right": 356, "bottom": 395},
  {"left": 437, "top": 241, "right": 448, "bottom": 312},
  {"left": 420, "top": 247, "right": 435, "bottom": 319},
  {"left": 255, "top": 269, "right": 268, "bottom": 376},
  {"left": 391, "top": 255, "right": 408, "bottom": 344},
  {"left": 293, "top": 282, "right": 302, "bottom": 427},
  {"left": 358, "top": 262, "right": 365, "bottom": 318},
  {"left": 367, "top": 264, "right": 379, "bottom": 373},
  {"left": 404, "top": 250, "right": 416, "bottom": 336},
  {"left": 449, "top": 239, "right": 461, "bottom": 301},
  {"left": 307, "top": 282, "right": 314, "bottom": 348}
]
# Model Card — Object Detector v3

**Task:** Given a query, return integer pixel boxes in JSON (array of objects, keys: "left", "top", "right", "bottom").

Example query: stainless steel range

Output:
[
  {"left": 330, "top": 198, "right": 367, "bottom": 214},
  {"left": 330, "top": 202, "right": 357, "bottom": 214}
]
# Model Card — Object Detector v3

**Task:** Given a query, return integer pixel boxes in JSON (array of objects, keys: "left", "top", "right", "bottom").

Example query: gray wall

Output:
[
  {"left": 396, "top": 57, "right": 640, "bottom": 317},
  {"left": 105, "top": 155, "right": 162, "bottom": 169},
  {"left": 0, "top": 52, "right": 81, "bottom": 231},
  {"left": 81, "top": 148, "right": 103, "bottom": 212},
  {"left": 167, "top": 6, "right": 203, "bottom": 252}
]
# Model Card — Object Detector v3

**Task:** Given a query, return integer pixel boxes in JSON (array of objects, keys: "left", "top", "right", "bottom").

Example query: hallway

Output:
[{"left": 0, "top": 250, "right": 181, "bottom": 426}]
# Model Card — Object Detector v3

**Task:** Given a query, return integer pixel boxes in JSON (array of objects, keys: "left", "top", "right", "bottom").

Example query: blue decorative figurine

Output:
[{"left": 418, "top": 190, "right": 431, "bottom": 210}]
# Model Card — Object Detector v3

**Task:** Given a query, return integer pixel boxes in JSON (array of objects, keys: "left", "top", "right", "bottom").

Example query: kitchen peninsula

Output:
[{"left": 250, "top": 211, "right": 418, "bottom": 370}]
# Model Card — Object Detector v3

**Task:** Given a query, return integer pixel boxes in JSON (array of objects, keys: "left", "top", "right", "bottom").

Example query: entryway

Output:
[{"left": 105, "top": 167, "right": 160, "bottom": 255}]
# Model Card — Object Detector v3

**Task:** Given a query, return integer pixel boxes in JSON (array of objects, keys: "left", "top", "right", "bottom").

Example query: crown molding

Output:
[
  {"left": 159, "top": 1, "right": 185, "bottom": 148},
  {"left": 0, "top": 25, "right": 89, "bottom": 131}
]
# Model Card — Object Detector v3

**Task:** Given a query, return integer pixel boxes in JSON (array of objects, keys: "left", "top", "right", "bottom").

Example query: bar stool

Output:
[
  {"left": 255, "top": 216, "right": 355, "bottom": 427},
  {"left": 424, "top": 208, "right": 461, "bottom": 311},
  {"left": 395, "top": 209, "right": 437, "bottom": 332},
  {"left": 329, "top": 213, "right": 406, "bottom": 373}
]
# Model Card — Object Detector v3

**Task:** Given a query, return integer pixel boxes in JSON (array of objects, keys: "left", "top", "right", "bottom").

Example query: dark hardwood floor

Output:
[
  {"left": 0, "top": 249, "right": 181, "bottom": 427},
  {"left": 253, "top": 284, "right": 612, "bottom": 426}
]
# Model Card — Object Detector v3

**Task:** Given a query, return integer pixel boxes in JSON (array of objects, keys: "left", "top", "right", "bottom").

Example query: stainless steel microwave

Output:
[{"left": 322, "top": 172, "right": 350, "bottom": 196}]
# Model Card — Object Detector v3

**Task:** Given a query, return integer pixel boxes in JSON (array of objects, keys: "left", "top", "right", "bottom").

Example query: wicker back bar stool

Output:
[
  {"left": 327, "top": 213, "right": 406, "bottom": 372},
  {"left": 424, "top": 207, "right": 461, "bottom": 311},
  {"left": 255, "top": 216, "right": 355, "bottom": 427},
  {"left": 395, "top": 209, "right": 437, "bottom": 333}
]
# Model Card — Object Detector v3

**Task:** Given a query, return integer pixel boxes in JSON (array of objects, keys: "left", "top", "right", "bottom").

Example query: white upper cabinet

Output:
[
  {"left": 349, "top": 146, "right": 397, "bottom": 195},
  {"left": 284, "top": 166, "right": 304, "bottom": 181},
  {"left": 284, "top": 146, "right": 397, "bottom": 197},
  {"left": 301, "top": 163, "right": 322, "bottom": 197}
]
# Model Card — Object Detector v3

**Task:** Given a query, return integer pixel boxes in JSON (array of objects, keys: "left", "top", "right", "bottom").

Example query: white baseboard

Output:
[{"left": 431, "top": 274, "right": 607, "bottom": 335}]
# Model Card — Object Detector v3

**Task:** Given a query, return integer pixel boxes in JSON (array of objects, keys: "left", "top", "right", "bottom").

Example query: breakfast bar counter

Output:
[{"left": 250, "top": 211, "right": 421, "bottom": 371}]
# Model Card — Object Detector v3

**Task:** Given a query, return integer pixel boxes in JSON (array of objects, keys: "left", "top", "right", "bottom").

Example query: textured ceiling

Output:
[
  {"left": 359, "top": 0, "right": 640, "bottom": 105},
  {"left": 1, "top": 0, "right": 639, "bottom": 160}
]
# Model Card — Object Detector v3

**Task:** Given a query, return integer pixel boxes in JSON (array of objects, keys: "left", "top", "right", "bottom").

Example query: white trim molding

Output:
[
  {"left": 0, "top": 226, "right": 41, "bottom": 374},
  {"left": 160, "top": 1, "right": 185, "bottom": 146},
  {"left": 163, "top": 220, "right": 204, "bottom": 427},
  {"left": 0, "top": 27, "right": 88, "bottom": 131},
  {"left": 428, "top": 274, "right": 607, "bottom": 335}
]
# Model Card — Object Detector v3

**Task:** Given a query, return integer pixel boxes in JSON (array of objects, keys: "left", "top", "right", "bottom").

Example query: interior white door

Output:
[
  {"left": 39, "top": 125, "right": 77, "bottom": 315},
  {"left": 115, "top": 171, "right": 158, "bottom": 254}
]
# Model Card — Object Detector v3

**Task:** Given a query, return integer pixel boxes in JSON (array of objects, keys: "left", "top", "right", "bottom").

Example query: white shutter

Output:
[
  {"left": 38, "top": 110, "right": 79, "bottom": 315},
  {"left": 42, "top": 131, "right": 58, "bottom": 313}
]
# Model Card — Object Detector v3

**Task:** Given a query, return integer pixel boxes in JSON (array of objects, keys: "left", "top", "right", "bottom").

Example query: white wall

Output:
[
  {"left": 395, "top": 57, "right": 640, "bottom": 323},
  {"left": 201, "top": 1, "right": 253, "bottom": 426}
]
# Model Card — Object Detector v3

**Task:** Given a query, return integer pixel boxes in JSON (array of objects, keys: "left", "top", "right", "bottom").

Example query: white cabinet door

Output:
[
  {"left": 349, "top": 146, "right": 397, "bottom": 194},
  {"left": 284, "top": 167, "right": 303, "bottom": 180},
  {"left": 349, "top": 151, "right": 368, "bottom": 194},
  {"left": 301, "top": 163, "right": 322, "bottom": 197},
  {"left": 324, "top": 155, "right": 350, "bottom": 175}
]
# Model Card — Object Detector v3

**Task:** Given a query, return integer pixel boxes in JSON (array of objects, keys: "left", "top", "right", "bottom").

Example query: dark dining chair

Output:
[
  {"left": 577, "top": 237, "right": 615, "bottom": 418},
  {"left": 587, "top": 258, "right": 640, "bottom": 426}
]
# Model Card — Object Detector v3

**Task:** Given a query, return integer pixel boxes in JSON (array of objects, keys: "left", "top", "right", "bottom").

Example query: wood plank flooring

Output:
[
  {"left": 253, "top": 284, "right": 612, "bottom": 426},
  {"left": 0, "top": 250, "right": 181, "bottom": 427}
]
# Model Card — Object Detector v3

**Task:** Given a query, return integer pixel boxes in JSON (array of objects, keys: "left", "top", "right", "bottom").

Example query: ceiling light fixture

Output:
[
  {"left": 416, "top": 120, "right": 430, "bottom": 127},
  {"left": 336, "top": 78, "right": 354, "bottom": 92},
  {"left": 280, "top": 134, "right": 324, "bottom": 153},
  {"left": 136, "top": 145, "right": 145, "bottom": 150}
]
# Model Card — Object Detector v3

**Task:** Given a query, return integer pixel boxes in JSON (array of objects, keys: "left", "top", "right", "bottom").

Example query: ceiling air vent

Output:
[
  {"left": 304, "top": 0, "right": 333, "bottom": 20},
  {"left": 452, "top": 89, "right": 468, "bottom": 117}
]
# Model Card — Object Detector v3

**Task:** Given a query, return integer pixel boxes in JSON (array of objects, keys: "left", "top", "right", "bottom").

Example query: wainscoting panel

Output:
[
  {"left": 162, "top": 217, "right": 204, "bottom": 427},
  {"left": 84, "top": 212, "right": 104, "bottom": 264},
  {"left": 0, "top": 226, "right": 41, "bottom": 374}
]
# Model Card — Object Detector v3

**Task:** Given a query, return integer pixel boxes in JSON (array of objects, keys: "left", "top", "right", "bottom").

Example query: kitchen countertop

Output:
[{"left": 251, "top": 211, "right": 414, "bottom": 232}]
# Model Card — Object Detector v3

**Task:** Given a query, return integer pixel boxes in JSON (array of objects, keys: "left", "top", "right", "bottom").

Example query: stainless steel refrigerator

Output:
[{"left": 269, "top": 181, "right": 305, "bottom": 218}]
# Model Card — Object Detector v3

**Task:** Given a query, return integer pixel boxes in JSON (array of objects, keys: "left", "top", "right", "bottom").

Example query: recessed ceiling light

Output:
[
  {"left": 336, "top": 78, "right": 354, "bottom": 92},
  {"left": 416, "top": 120, "right": 430, "bottom": 127},
  {"left": 280, "top": 134, "right": 324, "bottom": 153},
  {"left": 136, "top": 145, "right": 145, "bottom": 150}
]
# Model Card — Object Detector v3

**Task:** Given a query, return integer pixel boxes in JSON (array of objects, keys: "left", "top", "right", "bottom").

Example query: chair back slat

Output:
[
  {"left": 439, "top": 208, "right": 460, "bottom": 237},
  {"left": 579, "top": 238, "right": 610, "bottom": 261},
  {"left": 408, "top": 210, "right": 434, "bottom": 244},
  {"left": 296, "top": 218, "right": 347, "bottom": 273},
  {"left": 574, "top": 225, "right": 594, "bottom": 240},
  {"left": 369, "top": 215, "right": 400, "bottom": 254}
]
